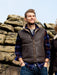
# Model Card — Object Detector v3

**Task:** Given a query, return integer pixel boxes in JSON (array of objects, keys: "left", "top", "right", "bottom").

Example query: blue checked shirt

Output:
[{"left": 15, "top": 24, "right": 50, "bottom": 69}]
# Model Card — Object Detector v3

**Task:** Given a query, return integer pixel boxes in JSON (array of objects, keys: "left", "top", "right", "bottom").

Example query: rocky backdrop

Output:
[{"left": 0, "top": 15, "right": 56, "bottom": 75}]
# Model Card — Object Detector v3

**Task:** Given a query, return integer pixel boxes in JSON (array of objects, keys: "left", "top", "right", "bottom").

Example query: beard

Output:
[{"left": 27, "top": 22, "right": 35, "bottom": 25}]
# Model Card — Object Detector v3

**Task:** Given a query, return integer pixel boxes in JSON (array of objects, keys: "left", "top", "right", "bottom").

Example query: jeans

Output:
[
  {"left": 55, "top": 72, "right": 57, "bottom": 75},
  {"left": 20, "top": 65, "right": 48, "bottom": 75}
]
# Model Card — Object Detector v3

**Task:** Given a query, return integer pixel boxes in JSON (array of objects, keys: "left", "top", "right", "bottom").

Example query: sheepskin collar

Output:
[{"left": 54, "top": 34, "right": 57, "bottom": 39}]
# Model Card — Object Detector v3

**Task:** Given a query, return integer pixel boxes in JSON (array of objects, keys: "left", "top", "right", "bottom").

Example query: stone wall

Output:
[{"left": 0, "top": 14, "right": 56, "bottom": 74}]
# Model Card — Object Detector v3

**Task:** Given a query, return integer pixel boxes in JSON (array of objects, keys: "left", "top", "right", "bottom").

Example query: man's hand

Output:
[
  {"left": 44, "top": 62, "right": 48, "bottom": 67},
  {"left": 18, "top": 58, "right": 25, "bottom": 67},
  {"left": 44, "top": 58, "right": 49, "bottom": 67}
]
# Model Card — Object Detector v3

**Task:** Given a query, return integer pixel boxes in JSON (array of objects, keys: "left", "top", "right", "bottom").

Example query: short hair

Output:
[{"left": 24, "top": 9, "right": 36, "bottom": 18}]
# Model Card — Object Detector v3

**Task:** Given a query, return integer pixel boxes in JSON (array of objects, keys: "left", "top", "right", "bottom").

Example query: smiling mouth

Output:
[{"left": 30, "top": 19, "right": 34, "bottom": 21}]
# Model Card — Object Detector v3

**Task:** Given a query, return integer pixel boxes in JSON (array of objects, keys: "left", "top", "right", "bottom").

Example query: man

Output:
[{"left": 15, "top": 9, "right": 50, "bottom": 75}]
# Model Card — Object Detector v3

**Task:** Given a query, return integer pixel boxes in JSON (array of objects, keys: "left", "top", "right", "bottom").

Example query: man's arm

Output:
[
  {"left": 15, "top": 33, "right": 25, "bottom": 66},
  {"left": 44, "top": 30, "right": 50, "bottom": 67}
]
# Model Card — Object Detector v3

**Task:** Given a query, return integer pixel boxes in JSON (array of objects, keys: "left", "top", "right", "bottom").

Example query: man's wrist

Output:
[
  {"left": 18, "top": 58, "right": 22, "bottom": 61},
  {"left": 45, "top": 58, "right": 49, "bottom": 62}
]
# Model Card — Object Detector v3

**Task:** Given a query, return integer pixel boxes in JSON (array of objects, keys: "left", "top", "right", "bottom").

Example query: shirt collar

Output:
[{"left": 25, "top": 23, "right": 39, "bottom": 30}]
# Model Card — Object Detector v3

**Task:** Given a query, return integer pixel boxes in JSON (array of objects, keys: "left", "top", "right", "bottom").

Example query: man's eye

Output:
[
  {"left": 28, "top": 16, "right": 31, "bottom": 17},
  {"left": 33, "top": 15, "right": 35, "bottom": 17}
]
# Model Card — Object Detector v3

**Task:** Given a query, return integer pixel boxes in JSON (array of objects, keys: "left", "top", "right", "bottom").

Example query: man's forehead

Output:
[{"left": 27, "top": 12, "right": 35, "bottom": 15}]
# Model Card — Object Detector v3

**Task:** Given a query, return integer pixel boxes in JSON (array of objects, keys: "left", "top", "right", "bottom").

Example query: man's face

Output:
[{"left": 25, "top": 12, "right": 36, "bottom": 24}]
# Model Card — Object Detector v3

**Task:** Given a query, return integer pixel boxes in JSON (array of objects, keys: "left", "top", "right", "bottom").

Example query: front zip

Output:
[
  {"left": 32, "top": 39, "right": 37, "bottom": 62},
  {"left": 29, "top": 32, "right": 37, "bottom": 62}
]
